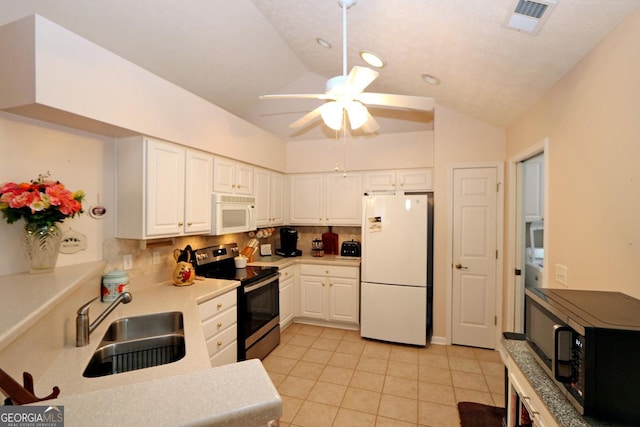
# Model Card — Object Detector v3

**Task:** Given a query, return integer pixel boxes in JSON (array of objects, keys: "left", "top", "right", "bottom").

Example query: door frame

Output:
[
  {"left": 446, "top": 162, "right": 504, "bottom": 347},
  {"left": 505, "top": 138, "right": 550, "bottom": 332}
]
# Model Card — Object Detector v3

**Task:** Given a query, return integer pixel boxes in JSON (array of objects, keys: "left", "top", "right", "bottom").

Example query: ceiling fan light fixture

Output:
[
  {"left": 360, "top": 50, "right": 385, "bottom": 68},
  {"left": 316, "top": 38, "right": 332, "bottom": 49},
  {"left": 346, "top": 101, "right": 369, "bottom": 129},
  {"left": 320, "top": 102, "right": 344, "bottom": 131}
]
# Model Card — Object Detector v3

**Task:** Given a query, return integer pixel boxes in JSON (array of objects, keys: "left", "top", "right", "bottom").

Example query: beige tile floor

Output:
[{"left": 263, "top": 323, "right": 505, "bottom": 427}]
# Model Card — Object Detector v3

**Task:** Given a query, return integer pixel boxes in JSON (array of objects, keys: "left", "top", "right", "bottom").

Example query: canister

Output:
[
  {"left": 102, "top": 270, "right": 130, "bottom": 302},
  {"left": 311, "top": 238, "right": 324, "bottom": 257}
]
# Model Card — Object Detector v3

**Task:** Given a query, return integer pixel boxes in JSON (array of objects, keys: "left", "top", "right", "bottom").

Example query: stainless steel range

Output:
[{"left": 189, "top": 243, "right": 280, "bottom": 361}]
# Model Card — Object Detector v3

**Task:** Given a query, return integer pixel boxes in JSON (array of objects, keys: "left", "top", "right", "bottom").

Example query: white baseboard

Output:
[{"left": 430, "top": 335, "right": 447, "bottom": 346}]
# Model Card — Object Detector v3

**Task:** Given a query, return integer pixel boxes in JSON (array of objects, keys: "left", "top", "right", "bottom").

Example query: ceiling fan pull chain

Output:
[{"left": 343, "top": 111, "right": 348, "bottom": 176}]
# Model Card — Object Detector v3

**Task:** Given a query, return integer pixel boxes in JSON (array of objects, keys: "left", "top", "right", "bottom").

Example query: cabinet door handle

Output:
[
  {"left": 178, "top": 221, "right": 184, "bottom": 226},
  {"left": 187, "top": 222, "right": 192, "bottom": 226}
]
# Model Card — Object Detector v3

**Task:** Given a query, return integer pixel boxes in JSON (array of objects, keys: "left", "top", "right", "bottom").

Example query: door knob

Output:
[{"left": 455, "top": 263, "right": 469, "bottom": 270}]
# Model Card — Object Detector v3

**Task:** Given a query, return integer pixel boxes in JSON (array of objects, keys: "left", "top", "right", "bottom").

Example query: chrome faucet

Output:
[{"left": 76, "top": 292, "right": 132, "bottom": 347}]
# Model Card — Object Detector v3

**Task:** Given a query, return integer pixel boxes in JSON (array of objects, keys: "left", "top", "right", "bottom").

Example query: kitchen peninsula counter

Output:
[
  {"left": 500, "top": 338, "right": 611, "bottom": 427},
  {"left": 0, "top": 264, "right": 281, "bottom": 427}
]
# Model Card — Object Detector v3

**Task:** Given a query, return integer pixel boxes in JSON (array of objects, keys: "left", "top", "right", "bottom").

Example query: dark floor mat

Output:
[{"left": 458, "top": 401, "right": 505, "bottom": 427}]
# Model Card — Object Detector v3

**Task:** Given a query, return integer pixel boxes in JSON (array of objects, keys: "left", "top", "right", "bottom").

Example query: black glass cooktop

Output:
[{"left": 190, "top": 243, "right": 278, "bottom": 285}]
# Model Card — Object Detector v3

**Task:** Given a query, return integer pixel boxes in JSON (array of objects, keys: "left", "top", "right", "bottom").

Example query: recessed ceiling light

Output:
[
  {"left": 421, "top": 74, "right": 441, "bottom": 85},
  {"left": 360, "top": 50, "right": 385, "bottom": 68},
  {"left": 316, "top": 38, "right": 332, "bottom": 49}
]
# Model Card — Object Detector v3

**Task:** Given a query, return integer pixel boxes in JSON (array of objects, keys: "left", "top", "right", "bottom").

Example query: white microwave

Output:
[{"left": 210, "top": 193, "right": 257, "bottom": 235}]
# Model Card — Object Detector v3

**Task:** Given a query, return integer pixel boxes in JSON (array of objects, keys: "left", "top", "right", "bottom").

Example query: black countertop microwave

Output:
[{"left": 524, "top": 287, "right": 640, "bottom": 425}]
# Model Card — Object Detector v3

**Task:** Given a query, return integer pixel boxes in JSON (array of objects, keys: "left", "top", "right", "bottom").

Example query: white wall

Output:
[
  {"left": 0, "top": 112, "right": 114, "bottom": 275},
  {"left": 286, "top": 130, "right": 435, "bottom": 173},
  {"left": 507, "top": 7, "right": 640, "bottom": 299},
  {"left": 0, "top": 15, "right": 286, "bottom": 172},
  {"left": 432, "top": 106, "right": 506, "bottom": 340}
]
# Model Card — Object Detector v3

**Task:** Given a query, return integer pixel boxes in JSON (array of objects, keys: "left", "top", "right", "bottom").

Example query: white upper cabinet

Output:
[
  {"left": 289, "top": 173, "right": 362, "bottom": 226},
  {"left": 116, "top": 136, "right": 212, "bottom": 239},
  {"left": 184, "top": 150, "right": 214, "bottom": 234},
  {"left": 213, "top": 157, "right": 254, "bottom": 195},
  {"left": 325, "top": 174, "right": 363, "bottom": 225},
  {"left": 363, "top": 168, "right": 433, "bottom": 192},
  {"left": 523, "top": 155, "right": 544, "bottom": 222},
  {"left": 254, "top": 168, "right": 285, "bottom": 227},
  {"left": 289, "top": 174, "right": 324, "bottom": 225}
]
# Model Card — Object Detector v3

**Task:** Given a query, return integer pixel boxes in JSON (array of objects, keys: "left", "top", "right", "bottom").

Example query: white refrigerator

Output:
[{"left": 360, "top": 193, "right": 430, "bottom": 346}]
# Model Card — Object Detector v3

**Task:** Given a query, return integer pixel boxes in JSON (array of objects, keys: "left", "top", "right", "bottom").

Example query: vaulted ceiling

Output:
[{"left": 1, "top": 0, "right": 639, "bottom": 140}]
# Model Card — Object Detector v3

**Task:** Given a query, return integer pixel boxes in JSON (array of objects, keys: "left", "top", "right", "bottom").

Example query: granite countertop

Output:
[{"left": 501, "top": 338, "right": 624, "bottom": 427}]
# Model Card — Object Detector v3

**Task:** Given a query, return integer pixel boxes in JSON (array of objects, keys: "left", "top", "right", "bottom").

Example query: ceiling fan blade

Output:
[
  {"left": 260, "top": 93, "right": 332, "bottom": 100},
  {"left": 357, "top": 92, "right": 436, "bottom": 111},
  {"left": 289, "top": 104, "right": 325, "bottom": 129},
  {"left": 361, "top": 113, "right": 381, "bottom": 134},
  {"left": 344, "top": 66, "right": 379, "bottom": 95}
]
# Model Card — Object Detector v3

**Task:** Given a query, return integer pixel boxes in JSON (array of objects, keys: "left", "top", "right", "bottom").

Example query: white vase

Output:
[{"left": 22, "top": 223, "right": 62, "bottom": 274}]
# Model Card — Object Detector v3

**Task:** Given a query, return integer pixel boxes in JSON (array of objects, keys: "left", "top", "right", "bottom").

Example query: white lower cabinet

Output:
[
  {"left": 198, "top": 290, "right": 237, "bottom": 367},
  {"left": 299, "top": 264, "right": 359, "bottom": 325},
  {"left": 507, "top": 356, "right": 557, "bottom": 427},
  {"left": 278, "top": 265, "right": 297, "bottom": 330}
]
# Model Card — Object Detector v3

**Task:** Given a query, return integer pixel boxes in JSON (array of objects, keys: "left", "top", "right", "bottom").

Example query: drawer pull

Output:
[
  {"left": 217, "top": 341, "right": 223, "bottom": 347},
  {"left": 217, "top": 322, "right": 223, "bottom": 328},
  {"left": 217, "top": 303, "right": 222, "bottom": 309}
]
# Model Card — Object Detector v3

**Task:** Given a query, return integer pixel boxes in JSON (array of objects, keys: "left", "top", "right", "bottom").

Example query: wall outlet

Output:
[
  {"left": 123, "top": 254, "right": 133, "bottom": 270},
  {"left": 555, "top": 264, "right": 568, "bottom": 286},
  {"left": 152, "top": 251, "right": 161, "bottom": 265}
]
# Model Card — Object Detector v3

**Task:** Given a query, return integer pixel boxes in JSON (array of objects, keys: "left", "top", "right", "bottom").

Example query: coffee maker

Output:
[{"left": 276, "top": 227, "right": 302, "bottom": 257}]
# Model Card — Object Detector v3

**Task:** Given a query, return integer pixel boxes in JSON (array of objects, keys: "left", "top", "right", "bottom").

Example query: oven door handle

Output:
[
  {"left": 243, "top": 274, "right": 280, "bottom": 293},
  {"left": 552, "top": 324, "right": 573, "bottom": 383}
]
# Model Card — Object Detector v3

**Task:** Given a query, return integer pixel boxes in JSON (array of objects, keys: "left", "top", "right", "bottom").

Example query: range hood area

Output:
[{"left": 0, "top": 14, "right": 284, "bottom": 169}]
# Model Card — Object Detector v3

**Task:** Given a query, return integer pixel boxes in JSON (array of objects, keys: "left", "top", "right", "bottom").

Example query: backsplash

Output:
[{"left": 103, "top": 226, "right": 361, "bottom": 289}]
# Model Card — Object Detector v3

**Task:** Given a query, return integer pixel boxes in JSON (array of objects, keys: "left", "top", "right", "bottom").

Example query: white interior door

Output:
[{"left": 451, "top": 167, "right": 498, "bottom": 349}]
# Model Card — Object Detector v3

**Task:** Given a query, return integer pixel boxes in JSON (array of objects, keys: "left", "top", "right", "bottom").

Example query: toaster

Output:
[{"left": 340, "top": 240, "right": 361, "bottom": 257}]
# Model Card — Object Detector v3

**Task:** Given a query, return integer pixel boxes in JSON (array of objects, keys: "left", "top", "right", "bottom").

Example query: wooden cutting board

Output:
[{"left": 322, "top": 231, "right": 339, "bottom": 255}]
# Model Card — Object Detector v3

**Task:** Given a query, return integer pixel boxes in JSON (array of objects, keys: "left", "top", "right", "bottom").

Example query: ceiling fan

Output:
[{"left": 259, "top": 0, "right": 436, "bottom": 133}]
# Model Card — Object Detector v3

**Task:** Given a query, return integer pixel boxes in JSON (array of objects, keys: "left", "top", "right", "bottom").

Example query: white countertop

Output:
[
  {"left": 0, "top": 261, "right": 106, "bottom": 353},
  {"left": 37, "top": 278, "right": 239, "bottom": 397},
  {"left": 1, "top": 266, "right": 282, "bottom": 426},
  {"left": 46, "top": 359, "right": 281, "bottom": 427},
  {"left": 249, "top": 254, "right": 361, "bottom": 268}
]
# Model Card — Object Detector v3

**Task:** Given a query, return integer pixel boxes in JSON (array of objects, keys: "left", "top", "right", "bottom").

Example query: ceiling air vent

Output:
[{"left": 504, "top": 0, "right": 558, "bottom": 35}]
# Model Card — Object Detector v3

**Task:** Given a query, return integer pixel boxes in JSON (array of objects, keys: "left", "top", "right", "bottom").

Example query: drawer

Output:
[
  {"left": 198, "top": 290, "right": 237, "bottom": 321},
  {"left": 210, "top": 340, "right": 237, "bottom": 367},
  {"left": 201, "top": 306, "right": 237, "bottom": 340},
  {"left": 300, "top": 264, "right": 358, "bottom": 279},
  {"left": 279, "top": 265, "right": 296, "bottom": 280},
  {"left": 205, "top": 324, "right": 237, "bottom": 357}
]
